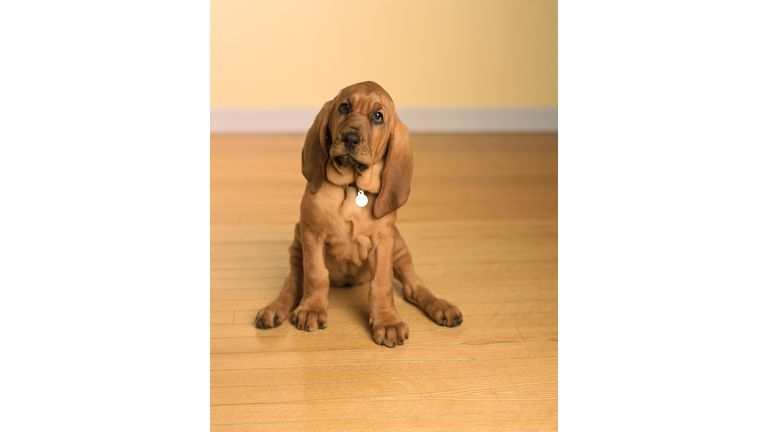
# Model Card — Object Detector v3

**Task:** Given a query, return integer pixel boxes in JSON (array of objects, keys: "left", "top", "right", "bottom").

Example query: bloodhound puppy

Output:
[{"left": 255, "top": 81, "right": 462, "bottom": 347}]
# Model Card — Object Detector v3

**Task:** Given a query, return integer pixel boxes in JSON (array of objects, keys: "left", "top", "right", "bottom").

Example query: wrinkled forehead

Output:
[{"left": 337, "top": 84, "right": 394, "bottom": 110}]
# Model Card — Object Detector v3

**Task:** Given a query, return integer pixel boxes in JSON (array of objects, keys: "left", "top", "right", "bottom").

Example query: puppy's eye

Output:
[
  {"left": 339, "top": 103, "right": 350, "bottom": 114},
  {"left": 372, "top": 111, "right": 384, "bottom": 124}
]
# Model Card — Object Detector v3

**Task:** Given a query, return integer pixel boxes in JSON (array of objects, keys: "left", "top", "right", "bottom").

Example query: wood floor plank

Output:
[
  {"left": 212, "top": 373, "right": 557, "bottom": 405},
  {"left": 212, "top": 278, "right": 286, "bottom": 290},
  {"left": 212, "top": 391, "right": 557, "bottom": 425},
  {"left": 519, "top": 325, "right": 559, "bottom": 341},
  {"left": 211, "top": 356, "right": 558, "bottom": 387},
  {"left": 211, "top": 340, "right": 557, "bottom": 370},
  {"left": 213, "top": 313, "right": 557, "bottom": 338},
  {"left": 211, "top": 326, "right": 525, "bottom": 354},
  {"left": 211, "top": 311, "right": 235, "bottom": 325},
  {"left": 210, "top": 410, "right": 557, "bottom": 432}
]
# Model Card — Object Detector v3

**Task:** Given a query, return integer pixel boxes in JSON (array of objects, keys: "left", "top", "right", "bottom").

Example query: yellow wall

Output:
[{"left": 211, "top": 0, "right": 557, "bottom": 108}]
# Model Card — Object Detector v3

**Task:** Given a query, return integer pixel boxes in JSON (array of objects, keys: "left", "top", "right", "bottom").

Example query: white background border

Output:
[{"left": 1, "top": 2, "right": 209, "bottom": 429}]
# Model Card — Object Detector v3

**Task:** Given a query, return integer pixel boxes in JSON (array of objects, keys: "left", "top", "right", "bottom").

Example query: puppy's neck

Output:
[{"left": 325, "top": 159, "right": 384, "bottom": 194}]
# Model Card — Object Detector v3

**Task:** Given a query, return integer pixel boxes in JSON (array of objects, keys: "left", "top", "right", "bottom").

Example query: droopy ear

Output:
[
  {"left": 301, "top": 99, "right": 334, "bottom": 193},
  {"left": 373, "top": 112, "right": 413, "bottom": 219}
]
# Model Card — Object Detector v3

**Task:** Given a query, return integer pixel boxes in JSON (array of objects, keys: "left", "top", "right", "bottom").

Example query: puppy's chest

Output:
[
  {"left": 326, "top": 230, "right": 372, "bottom": 267},
  {"left": 323, "top": 187, "right": 377, "bottom": 266}
]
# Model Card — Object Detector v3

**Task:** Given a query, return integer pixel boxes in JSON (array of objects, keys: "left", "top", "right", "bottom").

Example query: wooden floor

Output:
[{"left": 211, "top": 133, "right": 558, "bottom": 431}]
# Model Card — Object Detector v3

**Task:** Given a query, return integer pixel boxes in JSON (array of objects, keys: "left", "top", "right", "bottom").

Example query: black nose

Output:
[{"left": 342, "top": 132, "right": 360, "bottom": 148}]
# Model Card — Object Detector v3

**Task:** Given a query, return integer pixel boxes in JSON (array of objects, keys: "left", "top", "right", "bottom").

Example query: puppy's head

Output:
[{"left": 302, "top": 81, "right": 413, "bottom": 219}]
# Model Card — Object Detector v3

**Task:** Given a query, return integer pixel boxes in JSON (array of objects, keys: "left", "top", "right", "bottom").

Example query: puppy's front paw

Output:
[
  {"left": 255, "top": 300, "right": 291, "bottom": 329},
  {"left": 426, "top": 298, "right": 463, "bottom": 327},
  {"left": 371, "top": 315, "right": 409, "bottom": 348},
  {"left": 291, "top": 304, "right": 328, "bottom": 332}
]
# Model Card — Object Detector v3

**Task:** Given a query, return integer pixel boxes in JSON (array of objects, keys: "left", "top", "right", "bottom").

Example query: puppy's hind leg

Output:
[
  {"left": 393, "top": 227, "right": 463, "bottom": 327},
  {"left": 256, "top": 223, "right": 303, "bottom": 329}
]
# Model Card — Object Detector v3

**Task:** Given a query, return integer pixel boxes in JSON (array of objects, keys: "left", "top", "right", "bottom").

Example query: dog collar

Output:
[{"left": 346, "top": 183, "right": 368, "bottom": 207}]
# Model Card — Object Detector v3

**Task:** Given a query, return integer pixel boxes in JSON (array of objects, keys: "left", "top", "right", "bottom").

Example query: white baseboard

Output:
[{"left": 210, "top": 107, "right": 557, "bottom": 134}]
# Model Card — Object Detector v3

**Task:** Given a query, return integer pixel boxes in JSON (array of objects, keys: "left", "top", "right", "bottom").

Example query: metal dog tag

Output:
[{"left": 355, "top": 190, "right": 368, "bottom": 207}]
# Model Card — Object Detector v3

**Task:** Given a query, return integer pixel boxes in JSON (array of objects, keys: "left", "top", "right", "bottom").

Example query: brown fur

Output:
[{"left": 255, "top": 81, "right": 462, "bottom": 347}]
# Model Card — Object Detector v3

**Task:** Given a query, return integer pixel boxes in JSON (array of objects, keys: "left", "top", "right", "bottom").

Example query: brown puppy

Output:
[{"left": 255, "top": 81, "right": 462, "bottom": 347}]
